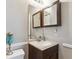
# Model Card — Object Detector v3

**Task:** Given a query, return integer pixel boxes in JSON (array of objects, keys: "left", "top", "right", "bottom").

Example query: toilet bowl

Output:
[{"left": 6, "top": 49, "right": 25, "bottom": 59}]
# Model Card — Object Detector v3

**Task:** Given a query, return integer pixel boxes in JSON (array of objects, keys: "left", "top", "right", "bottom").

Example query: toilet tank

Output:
[{"left": 6, "top": 49, "right": 25, "bottom": 59}]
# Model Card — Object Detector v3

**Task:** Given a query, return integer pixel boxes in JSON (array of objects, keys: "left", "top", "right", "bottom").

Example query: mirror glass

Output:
[
  {"left": 32, "top": 12, "right": 41, "bottom": 28},
  {"left": 43, "top": 4, "right": 57, "bottom": 26}
]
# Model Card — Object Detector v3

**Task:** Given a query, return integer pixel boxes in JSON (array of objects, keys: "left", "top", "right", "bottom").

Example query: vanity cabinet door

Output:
[
  {"left": 28, "top": 44, "right": 43, "bottom": 59},
  {"left": 43, "top": 45, "right": 58, "bottom": 59},
  {"left": 29, "top": 44, "right": 59, "bottom": 59},
  {"left": 50, "top": 52, "right": 58, "bottom": 59}
]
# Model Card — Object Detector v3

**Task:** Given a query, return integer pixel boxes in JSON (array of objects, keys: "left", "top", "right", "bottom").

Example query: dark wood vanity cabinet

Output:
[{"left": 28, "top": 44, "right": 59, "bottom": 59}]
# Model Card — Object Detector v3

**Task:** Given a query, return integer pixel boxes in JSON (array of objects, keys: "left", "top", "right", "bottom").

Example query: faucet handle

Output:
[
  {"left": 36, "top": 36, "right": 41, "bottom": 41},
  {"left": 39, "top": 35, "right": 46, "bottom": 41},
  {"left": 39, "top": 36, "right": 42, "bottom": 39}
]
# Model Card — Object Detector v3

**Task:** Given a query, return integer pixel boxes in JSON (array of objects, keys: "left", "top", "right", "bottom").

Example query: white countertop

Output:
[{"left": 29, "top": 40, "right": 58, "bottom": 51}]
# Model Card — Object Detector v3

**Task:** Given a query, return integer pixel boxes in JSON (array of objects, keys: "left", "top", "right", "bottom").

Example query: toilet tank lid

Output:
[{"left": 6, "top": 49, "right": 25, "bottom": 59}]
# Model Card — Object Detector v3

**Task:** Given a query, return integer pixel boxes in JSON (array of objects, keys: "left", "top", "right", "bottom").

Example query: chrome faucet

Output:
[
  {"left": 37, "top": 35, "right": 46, "bottom": 41},
  {"left": 37, "top": 36, "right": 42, "bottom": 41}
]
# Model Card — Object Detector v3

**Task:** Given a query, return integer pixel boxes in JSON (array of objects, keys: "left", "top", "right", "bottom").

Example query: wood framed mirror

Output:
[
  {"left": 32, "top": 1, "right": 61, "bottom": 28},
  {"left": 42, "top": 1, "right": 61, "bottom": 27},
  {"left": 32, "top": 11, "right": 42, "bottom": 28}
]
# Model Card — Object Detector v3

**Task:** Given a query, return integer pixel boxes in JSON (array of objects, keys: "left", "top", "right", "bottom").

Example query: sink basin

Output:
[{"left": 29, "top": 40, "right": 58, "bottom": 50}]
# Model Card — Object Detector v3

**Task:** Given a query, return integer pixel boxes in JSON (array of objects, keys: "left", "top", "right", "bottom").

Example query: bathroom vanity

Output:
[{"left": 28, "top": 40, "right": 59, "bottom": 59}]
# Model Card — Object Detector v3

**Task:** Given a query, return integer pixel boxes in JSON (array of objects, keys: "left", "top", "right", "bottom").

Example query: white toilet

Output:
[{"left": 6, "top": 49, "right": 25, "bottom": 59}]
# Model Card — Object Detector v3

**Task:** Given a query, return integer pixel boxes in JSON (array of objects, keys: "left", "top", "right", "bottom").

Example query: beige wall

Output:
[{"left": 6, "top": 0, "right": 29, "bottom": 43}]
